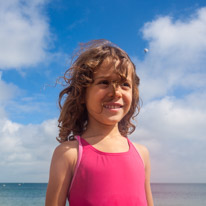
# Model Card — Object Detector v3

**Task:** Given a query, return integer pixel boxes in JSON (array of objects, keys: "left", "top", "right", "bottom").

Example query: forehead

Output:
[{"left": 94, "top": 57, "right": 134, "bottom": 80}]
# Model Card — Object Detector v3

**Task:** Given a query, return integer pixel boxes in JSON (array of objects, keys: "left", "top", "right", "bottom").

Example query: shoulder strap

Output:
[
  {"left": 127, "top": 139, "right": 145, "bottom": 168},
  {"left": 68, "top": 135, "right": 83, "bottom": 194}
]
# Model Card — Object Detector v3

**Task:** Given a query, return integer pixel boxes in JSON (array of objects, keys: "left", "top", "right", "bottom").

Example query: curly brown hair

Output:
[{"left": 57, "top": 39, "right": 140, "bottom": 142}]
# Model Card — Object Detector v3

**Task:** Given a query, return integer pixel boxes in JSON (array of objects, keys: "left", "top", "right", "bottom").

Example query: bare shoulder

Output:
[
  {"left": 132, "top": 142, "right": 150, "bottom": 167},
  {"left": 54, "top": 140, "right": 78, "bottom": 157},
  {"left": 133, "top": 142, "right": 150, "bottom": 156},
  {"left": 52, "top": 140, "right": 78, "bottom": 168},
  {"left": 46, "top": 140, "right": 79, "bottom": 206},
  {"left": 47, "top": 140, "right": 78, "bottom": 198}
]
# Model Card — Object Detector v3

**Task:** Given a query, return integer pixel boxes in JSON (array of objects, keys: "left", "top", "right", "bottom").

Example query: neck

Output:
[{"left": 82, "top": 121, "right": 122, "bottom": 140}]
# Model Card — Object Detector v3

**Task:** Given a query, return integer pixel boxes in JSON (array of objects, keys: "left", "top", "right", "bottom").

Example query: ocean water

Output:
[
  {"left": 0, "top": 183, "right": 206, "bottom": 206},
  {"left": 152, "top": 183, "right": 206, "bottom": 206},
  {"left": 0, "top": 183, "right": 47, "bottom": 206}
]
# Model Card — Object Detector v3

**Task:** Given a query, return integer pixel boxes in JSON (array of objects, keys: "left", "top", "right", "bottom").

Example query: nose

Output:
[{"left": 108, "top": 82, "right": 122, "bottom": 98}]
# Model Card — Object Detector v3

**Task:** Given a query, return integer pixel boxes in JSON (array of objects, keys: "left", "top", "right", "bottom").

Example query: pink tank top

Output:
[{"left": 68, "top": 136, "right": 147, "bottom": 206}]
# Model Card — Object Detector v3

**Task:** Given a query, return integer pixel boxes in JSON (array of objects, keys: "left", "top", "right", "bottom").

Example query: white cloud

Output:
[
  {"left": 140, "top": 97, "right": 205, "bottom": 139},
  {"left": 0, "top": 0, "right": 51, "bottom": 69},
  {"left": 0, "top": 117, "right": 58, "bottom": 182},
  {"left": 142, "top": 8, "right": 206, "bottom": 62},
  {"left": 131, "top": 96, "right": 206, "bottom": 183},
  {"left": 0, "top": 71, "right": 21, "bottom": 101}
]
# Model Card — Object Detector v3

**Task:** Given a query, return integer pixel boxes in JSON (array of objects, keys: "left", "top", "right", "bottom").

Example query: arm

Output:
[
  {"left": 45, "top": 141, "right": 78, "bottom": 206},
  {"left": 134, "top": 143, "right": 154, "bottom": 206},
  {"left": 144, "top": 147, "right": 154, "bottom": 206}
]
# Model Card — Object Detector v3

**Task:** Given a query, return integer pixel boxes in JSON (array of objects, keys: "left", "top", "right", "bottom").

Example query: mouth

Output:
[{"left": 103, "top": 103, "right": 123, "bottom": 109}]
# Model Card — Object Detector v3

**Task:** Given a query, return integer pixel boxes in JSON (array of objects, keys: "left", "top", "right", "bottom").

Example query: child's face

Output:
[{"left": 85, "top": 58, "right": 133, "bottom": 127}]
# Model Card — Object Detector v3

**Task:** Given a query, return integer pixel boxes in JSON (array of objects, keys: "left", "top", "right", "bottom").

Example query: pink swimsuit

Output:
[{"left": 68, "top": 136, "right": 147, "bottom": 206}]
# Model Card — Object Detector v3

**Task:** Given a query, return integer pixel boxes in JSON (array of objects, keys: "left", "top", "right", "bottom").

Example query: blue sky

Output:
[{"left": 0, "top": 0, "right": 206, "bottom": 183}]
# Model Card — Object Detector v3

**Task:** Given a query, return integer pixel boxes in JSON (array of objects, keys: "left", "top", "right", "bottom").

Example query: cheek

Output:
[
  {"left": 124, "top": 93, "right": 133, "bottom": 112},
  {"left": 124, "top": 91, "right": 132, "bottom": 103},
  {"left": 85, "top": 89, "right": 104, "bottom": 112}
]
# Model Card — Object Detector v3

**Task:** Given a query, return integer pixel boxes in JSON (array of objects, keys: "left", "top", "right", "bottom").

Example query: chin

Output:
[{"left": 101, "top": 119, "right": 121, "bottom": 126}]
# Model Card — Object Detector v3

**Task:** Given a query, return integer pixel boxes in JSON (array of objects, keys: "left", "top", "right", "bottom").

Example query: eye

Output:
[
  {"left": 98, "top": 80, "right": 109, "bottom": 85},
  {"left": 121, "top": 82, "right": 131, "bottom": 88}
]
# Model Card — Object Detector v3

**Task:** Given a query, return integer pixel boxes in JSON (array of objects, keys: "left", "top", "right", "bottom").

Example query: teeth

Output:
[{"left": 104, "top": 105, "right": 121, "bottom": 109}]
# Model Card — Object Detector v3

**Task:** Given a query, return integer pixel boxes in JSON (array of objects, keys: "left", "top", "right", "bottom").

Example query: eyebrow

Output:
[
  {"left": 94, "top": 76, "right": 132, "bottom": 83},
  {"left": 94, "top": 76, "right": 110, "bottom": 80}
]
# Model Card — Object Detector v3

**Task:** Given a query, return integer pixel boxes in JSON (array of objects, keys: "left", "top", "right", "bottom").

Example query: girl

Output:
[{"left": 45, "top": 39, "right": 154, "bottom": 206}]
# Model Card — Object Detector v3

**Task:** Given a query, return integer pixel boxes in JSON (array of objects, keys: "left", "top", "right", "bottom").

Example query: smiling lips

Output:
[{"left": 103, "top": 103, "right": 123, "bottom": 109}]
